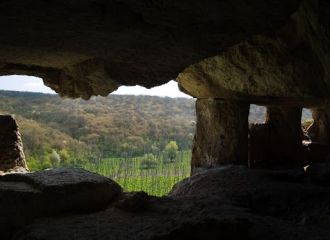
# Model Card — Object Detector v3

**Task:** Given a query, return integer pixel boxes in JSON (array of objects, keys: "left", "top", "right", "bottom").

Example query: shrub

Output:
[
  {"left": 49, "top": 149, "right": 61, "bottom": 167},
  {"left": 302, "top": 119, "right": 314, "bottom": 131},
  {"left": 140, "top": 153, "right": 158, "bottom": 169},
  {"left": 164, "top": 141, "right": 178, "bottom": 163}
]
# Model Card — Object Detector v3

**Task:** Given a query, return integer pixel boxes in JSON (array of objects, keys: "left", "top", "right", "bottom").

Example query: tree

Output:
[
  {"left": 59, "top": 149, "right": 71, "bottom": 166},
  {"left": 49, "top": 149, "right": 61, "bottom": 167},
  {"left": 164, "top": 141, "right": 178, "bottom": 162},
  {"left": 41, "top": 156, "right": 52, "bottom": 169}
]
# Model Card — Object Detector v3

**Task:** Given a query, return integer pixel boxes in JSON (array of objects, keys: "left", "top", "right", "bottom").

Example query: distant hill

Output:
[
  {"left": 0, "top": 91, "right": 196, "bottom": 169},
  {"left": 0, "top": 90, "right": 312, "bottom": 169}
]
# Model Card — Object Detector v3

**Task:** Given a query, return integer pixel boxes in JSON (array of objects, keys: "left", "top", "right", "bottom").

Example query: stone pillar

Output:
[
  {"left": 0, "top": 115, "right": 28, "bottom": 172},
  {"left": 249, "top": 106, "right": 304, "bottom": 168},
  {"left": 191, "top": 99, "right": 249, "bottom": 174},
  {"left": 308, "top": 108, "right": 330, "bottom": 142}
]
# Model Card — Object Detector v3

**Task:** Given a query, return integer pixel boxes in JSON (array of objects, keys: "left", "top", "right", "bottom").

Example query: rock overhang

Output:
[
  {"left": 178, "top": 0, "right": 330, "bottom": 106},
  {"left": 0, "top": 0, "right": 304, "bottom": 99}
]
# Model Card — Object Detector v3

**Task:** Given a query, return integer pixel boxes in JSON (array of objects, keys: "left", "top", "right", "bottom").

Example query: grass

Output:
[{"left": 83, "top": 151, "right": 191, "bottom": 196}]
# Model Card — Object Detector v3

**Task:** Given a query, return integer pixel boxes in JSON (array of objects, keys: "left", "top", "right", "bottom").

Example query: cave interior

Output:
[{"left": 1, "top": 0, "right": 330, "bottom": 239}]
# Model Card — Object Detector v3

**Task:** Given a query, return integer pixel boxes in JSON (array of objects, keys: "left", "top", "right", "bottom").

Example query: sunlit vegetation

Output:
[
  {"left": 302, "top": 119, "right": 314, "bottom": 131},
  {"left": 0, "top": 90, "right": 314, "bottom": 195},
  {"left": 84, "top": 151, "right": 191, "bottom": 196},
  {"left": 0, "top": 90, "right": 194, "bottom": 195}
]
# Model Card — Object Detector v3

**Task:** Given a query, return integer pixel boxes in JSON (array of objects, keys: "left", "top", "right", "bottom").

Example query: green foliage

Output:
[
  {"left": 164, "top": 141, "right": 179, "bottom": 162},
  {"left": 0, "top": 90, "right": 196, "bottom": 160},
  {"left": 58, "top": 149, "right": 70, "bottom": 166},
  {"left": 84, "top": 151, "right": 191, "bottom": 196},
  {"left": 0, "top": 90, "right": 314, "bottom": 196},
  {"left": 49, "top": 150, "right": 61, "bottom": 167},
  {"left": 302, "top": 118, "right": 314, "bottom": 131},
  {"left": 140, "top": 153, "right": 158, "bottom": 169},
  {"left": 41, "top": 155, "right": 52, "bottom": 169}
]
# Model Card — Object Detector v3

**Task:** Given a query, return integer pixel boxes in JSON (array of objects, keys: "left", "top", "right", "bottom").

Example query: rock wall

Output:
[
  {"left": 0, "top": 0, "right": 328, "bottom": 174},
  {"left": 174, "top": 0, "right": 330, "bottom": 172},
  {"left": 0, "top": 0, "right": 304, "bottom": 99},
  {"left": 0, "top": 1, "right": 330, "bottom": 238},
  {"left": 191, "top": 99, "right": 249, "bottom": 173},
  {"left": 0, "top": 115, "right": 28, "bottom": 173},
  {"left": 249, "top": 106, "right": 305, "bottom": 168},
  {"left": 308, "top": 108, "right": 330, "bottom": 143},
  {"left": 178, "top": 0, "right": 330, "bottom": 106}
]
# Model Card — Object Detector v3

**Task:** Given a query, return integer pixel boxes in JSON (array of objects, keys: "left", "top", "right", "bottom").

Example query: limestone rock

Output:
[
  {"left": 308, "top": 108, "right": 330, "bottom": 143},
  {"left": 0, "top": 115, "right": 28, "bottom": 172},
  {"left": 249, "top": 106, "right": 305, "bottom": 168},
  {"left": 114, "top": 191, "right": 151, "bottom": 212},
  {"left": 14, "top": 166, "right": 330, "bottom": 240},
  {"left": 0, "top": 0, "right": 307, "bottom": 99},
  {"left": 178, "top": 0, "right": 330, "bottom": 104},
  {"left": 0, "top": 168, "right": 122, "bottom": 239},
  {"left": 192, "top": 99, "right": 249, "bottom": 174}
]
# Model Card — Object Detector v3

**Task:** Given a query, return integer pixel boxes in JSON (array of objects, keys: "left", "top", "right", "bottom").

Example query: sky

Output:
[{"left": 0, "top": 75, "right": 191, "bottom": 98}]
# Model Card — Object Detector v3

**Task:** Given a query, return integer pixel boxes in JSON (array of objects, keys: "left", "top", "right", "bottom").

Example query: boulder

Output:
[
  {"left": 0, "top": 168, "right": 122, "bottom": 239},
  {"left": 114, "top": 191, "right": 151, "bottom": 213},
  {"left": 14, "top": 166, "right": 330, "bottom": 240},
  {"left": 0, "top": 115, "right": 28, "bottom": 172}
]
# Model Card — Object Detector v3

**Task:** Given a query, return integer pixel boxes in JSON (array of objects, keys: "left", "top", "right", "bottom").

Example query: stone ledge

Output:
[{"left": 0, "top": 168, "right": 122, "bottom": 239}]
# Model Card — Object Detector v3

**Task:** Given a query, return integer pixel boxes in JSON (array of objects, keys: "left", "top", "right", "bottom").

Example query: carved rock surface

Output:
[
  {"left": 0, "top": 115, "right": 27, "bottom": 172},
  {"left": 0, "top": 168, "right": 122, "bottom": 239},
  {"left": 14, "top": 166, "right": 330, "bottom": 240},
  {"left": 0, "top": 0, "right": 304, "bottom": 99},
  {"left": 249, "top": 106, "right": 305, "bottom": 168},
  {"left": 192, "top": 99, "right": 249, "bottom": 173},
  {"left": 178, "top": 0, "right": 330, "bottom": 104},
  {"left": 308, "top": 108, "right": 330, "bottom": 143}
]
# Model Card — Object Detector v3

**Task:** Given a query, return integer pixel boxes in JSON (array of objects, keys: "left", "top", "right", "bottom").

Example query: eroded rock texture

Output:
[
  {"left": 249, "top": 106, "right": 305, "bottom": 168},
  {"left": 0, "top": 0, "right": 309, "bottom": 99},
  {"left": 9, "top": 166, "right": 330, "bottom": 240},
  {"left": 0, "top": 168, "right": 122, "bottom": 239},
  {"left": 1, "top": 0, "right": 330, "bottom": 238},
  {"left": 0, "top": 115, "right": 27, "bottom": 173},
  {"left": 305, "top": 108, "right": 330, "bottom": 162},
  {"left": 178, "top": 0, "right": 330, "bottom": 106},
  {"left": 308, "top": 108, "right": 330, "bottom": 143},
  {"left": 192, "top": 99, "right": 249, "bottom": 173}
]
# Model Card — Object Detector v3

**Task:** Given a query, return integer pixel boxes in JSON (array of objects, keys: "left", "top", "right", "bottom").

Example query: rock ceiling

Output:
[{"left": 0, "top": 0, "right": 328, "bottom": 104}]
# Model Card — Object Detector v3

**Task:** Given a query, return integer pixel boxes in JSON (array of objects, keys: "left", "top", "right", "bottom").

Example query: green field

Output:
[{"left": 83, "top": 151, "right": 191, "bottom": 196}]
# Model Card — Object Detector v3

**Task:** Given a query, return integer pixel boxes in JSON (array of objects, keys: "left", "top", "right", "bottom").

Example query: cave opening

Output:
[
  {"left": 0, "top": 75, "right": 195, "bottom": 196},
  {"left": 248, "top": 104, "right": 267, "bottom": 124},
  {"left": 302, "top": 108, "right": 313, "bottom": 136},
  {"left": 0, "top": 0, "right": 330, "bottom": 238}
]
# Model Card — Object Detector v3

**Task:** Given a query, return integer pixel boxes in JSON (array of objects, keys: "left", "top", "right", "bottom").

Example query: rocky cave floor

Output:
[{"left": 2, "top": 164, "right": 330, "bottom": 240}]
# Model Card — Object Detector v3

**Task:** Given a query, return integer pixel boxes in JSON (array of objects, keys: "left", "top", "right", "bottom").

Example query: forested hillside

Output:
[
  {"left": 0, "top": 90, "right": 312, "bottom": 171},
  {"left": 0, "top": 91, "right": 196, "bottom": 169}
]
